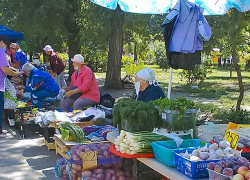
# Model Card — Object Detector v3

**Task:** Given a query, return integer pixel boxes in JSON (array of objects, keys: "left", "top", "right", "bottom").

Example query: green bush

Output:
[
  {"left": 153, "top": 41, "right": 168, "bottom": 70},
  {"left": 180, "top": 57, "right": 213, "bottom": 85},
  {"left": 214, "top": 107, "right": 250, "bottom": 124},
  {"left": 122, "top": 56, "right": 145, "bottom": 77}
]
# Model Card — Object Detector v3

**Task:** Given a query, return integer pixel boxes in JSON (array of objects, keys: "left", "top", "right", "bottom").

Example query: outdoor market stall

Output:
[{"left": 51, "top": 96, "right": 250, "bottom": 180}]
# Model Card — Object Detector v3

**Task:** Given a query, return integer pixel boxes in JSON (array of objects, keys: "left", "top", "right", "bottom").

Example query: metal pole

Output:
[{"left": 167, "top": 68, "right": 173, "bottom": 99}]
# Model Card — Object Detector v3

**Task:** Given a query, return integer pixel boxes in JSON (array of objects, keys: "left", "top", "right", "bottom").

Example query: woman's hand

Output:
[
  {"left": 62, "top": 86, "right": 71, "bottom": 92},
  {"left": 64, "top": 90, "right": 75, "bottom": 97}
]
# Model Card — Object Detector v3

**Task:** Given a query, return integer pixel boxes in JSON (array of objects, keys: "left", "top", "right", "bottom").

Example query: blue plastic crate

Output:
[
  {"left": 174, "top": 149, "right": 219, "bottom": 179},
  {"left": 151, "top": 139, "right": 203, "bottom": 167}
]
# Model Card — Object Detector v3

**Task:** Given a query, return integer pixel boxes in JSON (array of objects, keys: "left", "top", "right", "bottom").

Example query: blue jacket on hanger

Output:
[{"left": 166, "top": 0, "right": 212, "bottom": 53}]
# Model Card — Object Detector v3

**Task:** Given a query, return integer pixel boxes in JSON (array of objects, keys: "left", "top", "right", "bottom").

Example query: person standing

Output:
[
  {"left": 43, "top": 45, "right": 66, "bottom": 89},
  {"left": 9, "top": 43, "right": 29, "bottom": 70},
  {"left": 9, "top": 43, "right": 29, "bottom": 86},
  {"left": 0, "top": 36, "right": 21, "bottom": 135}
]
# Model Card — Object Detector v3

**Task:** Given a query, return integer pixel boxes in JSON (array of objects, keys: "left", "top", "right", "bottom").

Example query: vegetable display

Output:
[
  {"left": 82, "top": 167, "right": 136, "bottom": 180},
  {"left": 180, "top": 142, "right": 242, "bottom": 161},
  {"left": 207, "top": 156, "right": 250, "bottom": 179},
  {"left": 114, "top": 130, "right": 170, "bottom": 155},
  {"left": 60, "top": 122, "right": 87, "bottom": 143},
  {"left": 65, "top": 143, "right": 122, "bottom": 180},
  {"left": 54, "top": 158, "right": 69, "bottom": 180},
  {"left": 213, "top": 135, "right": 250, "bottom": 149},
  {"left": 154, "top": 97, "right": 197, "bottom": 131},
  {"left": 154, "top": 97, "right": 196, "bottom": 114},
  {"left": 113, "top": 98, "right": 162, "bottom": 132}
]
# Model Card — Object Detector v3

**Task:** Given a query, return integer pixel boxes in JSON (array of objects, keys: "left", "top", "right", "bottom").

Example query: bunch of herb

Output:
[
  {"left": 154, "top": 97, "right": 196, "bottom": 114},
  {"left": 155, "top": 97, "right": 197, "bottom": 131},
  {"left": 113, "top": 98, "right": 162, "bottom": 132}
]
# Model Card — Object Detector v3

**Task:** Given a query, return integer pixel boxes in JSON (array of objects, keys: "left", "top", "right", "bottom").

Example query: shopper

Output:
[
  {"left": 9, "top": 43, "right": 29, "bottom": 70},
  {"left": 23, "top": 63, "right": 59, "bottom": 108},
  {"left": 43, "top": 45, "right": 66, "bottom": 89},
  {"left": 0, "top": 36, "right": 21, "bottom": 135}
]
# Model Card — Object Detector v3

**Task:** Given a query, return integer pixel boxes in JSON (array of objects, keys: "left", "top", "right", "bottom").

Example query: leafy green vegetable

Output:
[
  {"left": 4, "top": 91, "right": 17, "bottom": 103},
  {"left": 154, "top": 97, "right": 197, "bottom": 131},
  {"left": 113, "top": 98, "right": 162, "bottom": 132},
  {"left": 154, "top": 97, "right": 196, "bottom": 114},
  {"left": 60, "top": 122, "right": 87, "bottom": 143}
]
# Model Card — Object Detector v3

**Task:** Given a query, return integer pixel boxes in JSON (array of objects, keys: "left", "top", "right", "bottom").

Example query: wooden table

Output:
[{"left": 137, "top": 158, "right": 208, "bottom": 180}]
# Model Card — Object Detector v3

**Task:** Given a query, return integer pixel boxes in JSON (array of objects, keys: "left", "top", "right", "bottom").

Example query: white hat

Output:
[
  {"left": 136, "top": 67, "right": 156, "bottom": 85},
  {"left": 43, "top": 45, "right": 54, "bottom": 52},
  {"left": 71, "top": 54, "right": 84, "bottom": 64}
]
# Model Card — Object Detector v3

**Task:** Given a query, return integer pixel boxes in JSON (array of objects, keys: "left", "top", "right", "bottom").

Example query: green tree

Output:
[{"left": 206, "top": 10, "right": 250, "bottom": 111}]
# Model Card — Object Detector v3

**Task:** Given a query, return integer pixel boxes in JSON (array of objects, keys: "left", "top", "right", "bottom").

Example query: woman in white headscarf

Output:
[{"left": 134, "top": 67, "right": 165, "bottom": 102}]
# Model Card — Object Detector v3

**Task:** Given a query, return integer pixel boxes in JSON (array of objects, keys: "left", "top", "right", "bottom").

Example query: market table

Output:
[
  {"left": 107, "top": 133, "right": 208, "bottom": 180},
  {"left": 137, "top": 158, "right": 208, "bottom": 180}
]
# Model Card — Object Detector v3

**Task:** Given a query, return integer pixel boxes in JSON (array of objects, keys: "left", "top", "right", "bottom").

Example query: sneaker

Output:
[{"left": 0, "top": 132, "right": 7, "bottom": 136}]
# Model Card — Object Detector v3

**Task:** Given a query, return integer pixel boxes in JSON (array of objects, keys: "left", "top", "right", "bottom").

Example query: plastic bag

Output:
[
  {"left": 4, "top": 79, "right": 17, "bottom": 109},
  {"left": 81, "top": 166, "right": 135, "bottom": 180},
  {"left": 66, "top": 143, "right": 122, "bottom": 180},
  {"left": 54, "top": 158, "right": 70, "bottom": 180}
]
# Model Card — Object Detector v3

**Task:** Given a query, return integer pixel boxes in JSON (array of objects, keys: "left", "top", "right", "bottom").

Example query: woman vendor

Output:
[
  {"left": 60, "top": 54, "right": 100, "bottom": 111},
  {"left": 134, "top": 67, "right": 165, "bottom": 102}
]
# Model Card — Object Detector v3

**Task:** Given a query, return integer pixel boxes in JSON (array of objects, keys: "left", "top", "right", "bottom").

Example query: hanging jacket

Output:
[
  {"left": 166, "top": 0, "right": 212, "bottom": 53},
  {"left": 162, "top": 0, "right": 211, "bottom": 70},
  {"left": 26, "top": 68, "right": 59, "bottom": 96}
]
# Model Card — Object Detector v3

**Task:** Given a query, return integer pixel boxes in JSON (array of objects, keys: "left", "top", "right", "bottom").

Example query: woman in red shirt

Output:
[{"left": 60, "top": 54, "right": 100, "bottom": 111}]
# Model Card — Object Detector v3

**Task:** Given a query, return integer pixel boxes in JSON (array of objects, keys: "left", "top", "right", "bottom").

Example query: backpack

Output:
[{"left": 99, "top": 94, "right": 115, "bottom": 108}]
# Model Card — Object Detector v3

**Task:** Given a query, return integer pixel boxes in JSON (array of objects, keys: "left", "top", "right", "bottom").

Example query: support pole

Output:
[{"left": 167, "top": 68, "right": 173, "bottom": 99}]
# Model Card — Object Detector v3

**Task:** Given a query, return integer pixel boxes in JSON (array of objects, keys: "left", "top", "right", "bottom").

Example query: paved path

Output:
[{"left": 0, "top": 124, "right": 59, "bottom": 180}]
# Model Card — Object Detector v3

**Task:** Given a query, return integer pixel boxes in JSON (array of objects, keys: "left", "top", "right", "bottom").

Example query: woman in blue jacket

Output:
[
  {"left": 134, "top": 68, "right": 165, "bottom": 102},
  {"left": 23, "top": 63, "right": 59, "bottom": 108}
]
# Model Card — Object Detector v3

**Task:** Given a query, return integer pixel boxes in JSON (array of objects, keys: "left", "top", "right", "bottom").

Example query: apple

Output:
[
  {"left": 232, "top": 174, "right": 244, "bottom": 180},
  {"left": 238, "top": 166, "right": 249, "bottom": 176},
  {"left": 245, "top": 171, "right": 250, "bottom": 180}
]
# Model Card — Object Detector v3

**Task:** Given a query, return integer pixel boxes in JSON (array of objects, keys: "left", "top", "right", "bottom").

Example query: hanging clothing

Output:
[
  {"left": 162, "top": 0, "right": 211, "bottom": 70},
  {"left": 167, "top": 0, "right": 211, "bottom": 53}
]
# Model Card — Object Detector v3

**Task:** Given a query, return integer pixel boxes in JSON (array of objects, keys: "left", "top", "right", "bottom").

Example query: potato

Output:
[{"left": 96, "top": 174, "right": 105, "bottom": 180}]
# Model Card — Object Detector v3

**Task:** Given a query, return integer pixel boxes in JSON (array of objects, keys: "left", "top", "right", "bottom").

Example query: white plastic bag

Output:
[{"left": 4, "top": 79, "right": 17, "bottom": 109}]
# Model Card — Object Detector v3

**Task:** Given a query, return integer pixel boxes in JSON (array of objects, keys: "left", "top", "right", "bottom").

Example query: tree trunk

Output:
[
  {"left": 104, "top": 7, "right": 125, "bottom": 89},
  {"left": 230, "top": 57, "right": 233, "bottom": 78},
  {"left": 64, "top": 0, "right": 81, "bottom": 82},
  {"left": 218, "top": 57, "right": 222, "bottom": 68},
  {"left": 134, "top": 42, "right": 137, "bottom": 63},
  {"left": 232, "top": 46, "right": 244, "bottom": 112},
  {"left": 245, "top": 60, "right": 250, "bottom": 70}
]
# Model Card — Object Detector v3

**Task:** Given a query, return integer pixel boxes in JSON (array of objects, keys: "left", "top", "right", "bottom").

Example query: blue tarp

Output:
[
  {"left": 0, "top": 25, "right": 23, "bottom": 40},
  {"left": 91, "top": 0, "right": 250, "bottom": 15}
]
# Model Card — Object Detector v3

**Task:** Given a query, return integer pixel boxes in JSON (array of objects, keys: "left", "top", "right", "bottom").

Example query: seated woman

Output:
[
  {"left": 60, "top": 54, "right": 100, "bottom": 111},
  {"left": 22, "top": 63, "right": 59, "bottom": 108},
  {"left": 134, "top": 67, "right": 165, "bottom": 102}
]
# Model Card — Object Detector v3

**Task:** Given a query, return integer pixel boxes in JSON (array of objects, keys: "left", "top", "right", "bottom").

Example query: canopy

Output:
[
  {"left": 0, "top": 25, "right": 24, "bottom": 40},
  {"left": 91, "top": 0, "right": 250, "bottom": 15}
]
